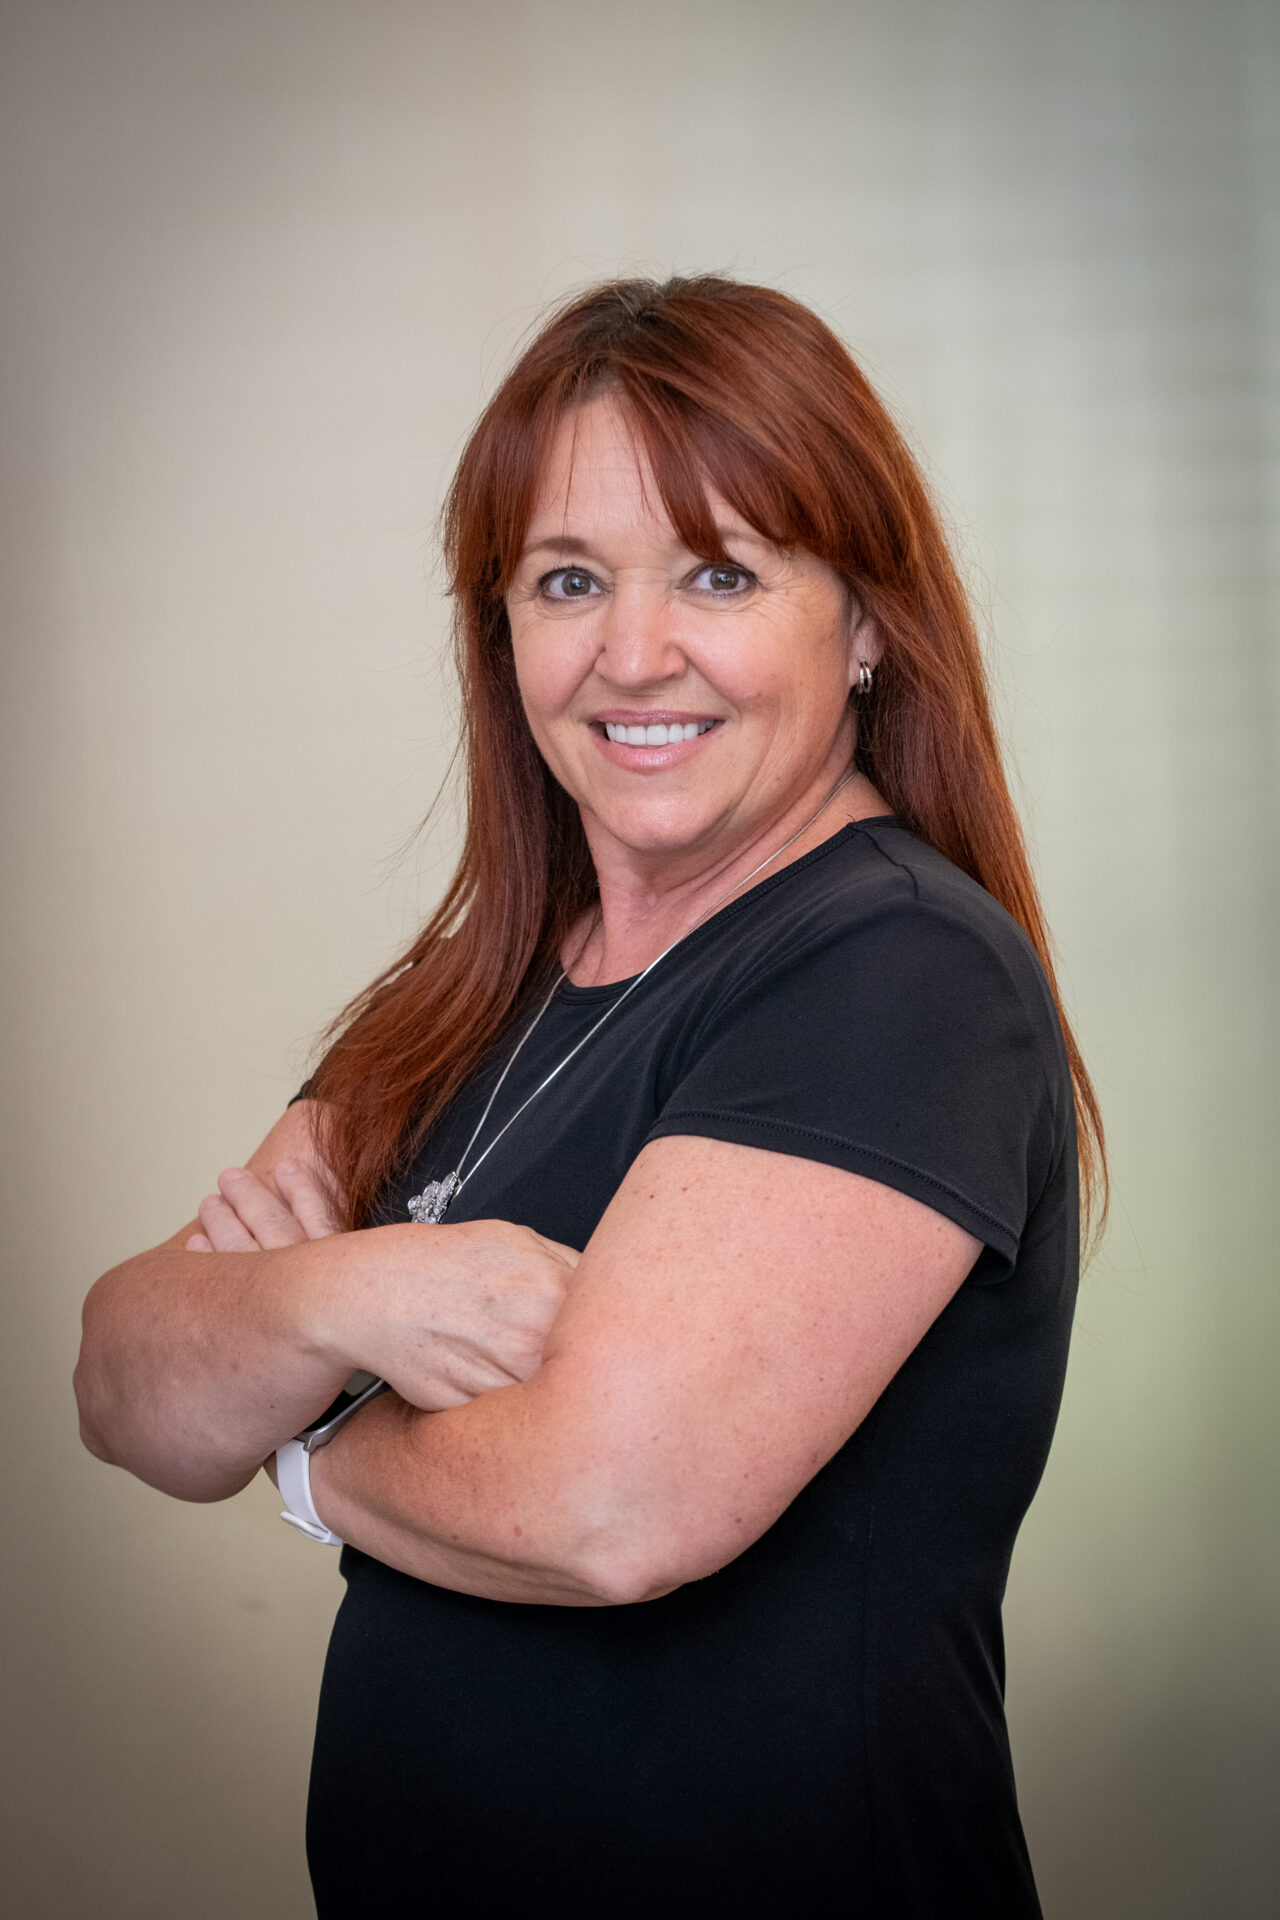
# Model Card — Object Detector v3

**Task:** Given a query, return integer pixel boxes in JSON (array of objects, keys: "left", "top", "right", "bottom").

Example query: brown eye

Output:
[{"left": 693, "top": 563, "right": 753, "bottom": 595}]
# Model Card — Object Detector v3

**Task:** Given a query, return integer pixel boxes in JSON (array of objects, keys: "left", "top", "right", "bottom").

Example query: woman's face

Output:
[{"left": 506, "top": 396, "right": 879, "bottom": 876}]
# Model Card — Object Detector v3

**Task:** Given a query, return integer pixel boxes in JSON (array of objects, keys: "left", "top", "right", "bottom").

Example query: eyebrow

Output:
[
  {"left": 519, "top": 525, "right": 767, "bottom": 564},
  {"left": 521, "top": 536, "right": 610, "bottom": 563}
]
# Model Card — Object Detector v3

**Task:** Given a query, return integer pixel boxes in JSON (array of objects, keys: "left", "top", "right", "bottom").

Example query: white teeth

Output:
[{"left": 604, "top": 721, "right": 715, "bottom": 746}]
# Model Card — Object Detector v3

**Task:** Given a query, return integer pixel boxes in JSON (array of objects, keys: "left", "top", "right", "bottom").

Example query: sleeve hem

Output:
[{"left": 644, "top": 1108, "right": 1021, "bottom": 1268}]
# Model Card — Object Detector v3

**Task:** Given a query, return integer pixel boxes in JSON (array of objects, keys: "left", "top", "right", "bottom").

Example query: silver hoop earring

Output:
[{"left": 857, "top": 660, "right": 874, "bottom": 696}]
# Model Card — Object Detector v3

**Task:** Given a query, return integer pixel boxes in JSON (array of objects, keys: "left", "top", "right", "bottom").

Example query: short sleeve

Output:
[{"left": 645, "top": 898, "right": 1064, "bottom": 1278}]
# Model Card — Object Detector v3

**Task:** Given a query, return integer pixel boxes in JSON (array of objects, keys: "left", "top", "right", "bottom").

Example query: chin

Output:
[{"left": 595, "top": 803, "right": 724, "bottom": 857}]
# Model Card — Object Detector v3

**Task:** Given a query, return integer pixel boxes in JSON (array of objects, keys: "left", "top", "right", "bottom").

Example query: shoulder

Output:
[
  {"left": 839, "top": 821, "right": 1060, "bottom": 1014},
  {"left": 815, "top": 816, "right": 1040, "bottom": 946},
  {"left": 710, "top": 818, "right": 1063, "bottom": 1051},
  {"left": 652, "top": 821, "right": 1074, "bottom": 1265}
]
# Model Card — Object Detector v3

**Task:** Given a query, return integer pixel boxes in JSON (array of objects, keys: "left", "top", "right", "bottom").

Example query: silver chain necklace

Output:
[{"left": 406, "top": 767, "right": 858, "bottom": 1225}]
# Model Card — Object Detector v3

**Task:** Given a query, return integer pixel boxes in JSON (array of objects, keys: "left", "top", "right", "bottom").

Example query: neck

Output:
[{"left": 566, "top": 762, "right": 889, "bottom": 987}]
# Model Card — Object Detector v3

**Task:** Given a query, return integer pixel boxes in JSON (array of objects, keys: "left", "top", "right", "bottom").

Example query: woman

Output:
[{"left": 76, "top": 275, "right": 1104, "bottom": 1917}]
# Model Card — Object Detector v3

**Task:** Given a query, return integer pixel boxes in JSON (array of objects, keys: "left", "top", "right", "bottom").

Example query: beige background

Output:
[{"left": 2, "top": 2, "right": 1277, "bottom": 1915}]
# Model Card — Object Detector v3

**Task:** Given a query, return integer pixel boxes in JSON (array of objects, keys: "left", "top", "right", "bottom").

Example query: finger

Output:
[
  {"left": 217, "top": 1167, "right": 307, "bottom": 1249},
  {"left": 275, "top": 1158, "right": 342, "bottom": 1239},
  {"left": 197, "top": 1192, "right": 262, "bottom": 1253},
  {"left": 186, "top": 1232, "right": 215, "bottom": 1253}
]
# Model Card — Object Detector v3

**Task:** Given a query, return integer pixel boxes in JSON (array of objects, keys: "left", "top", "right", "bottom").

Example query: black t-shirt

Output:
[{"left": 306, "top": 817, "right": 1078, "bottom": 1918}]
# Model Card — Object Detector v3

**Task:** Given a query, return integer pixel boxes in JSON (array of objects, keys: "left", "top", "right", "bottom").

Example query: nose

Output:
[{"left": 595, "top": 579, "right": 687, "bottom": 689}]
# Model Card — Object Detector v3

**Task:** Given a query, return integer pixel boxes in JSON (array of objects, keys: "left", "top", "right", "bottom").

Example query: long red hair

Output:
[{"left": 308, "top": 276, "right": 1106, "bottom": 1237}]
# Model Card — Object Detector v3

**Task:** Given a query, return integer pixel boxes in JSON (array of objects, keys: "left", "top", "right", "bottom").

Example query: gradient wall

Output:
[{"left": 2, "top": 3, "right": 1276, "bottom": 1915}]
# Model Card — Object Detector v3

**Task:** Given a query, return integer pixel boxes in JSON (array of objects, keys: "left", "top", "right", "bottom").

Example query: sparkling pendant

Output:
[{"left": 407, "top": 1171, "right": 460, "bottom": 1224}]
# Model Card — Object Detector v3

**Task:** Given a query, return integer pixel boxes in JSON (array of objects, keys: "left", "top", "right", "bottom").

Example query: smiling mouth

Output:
[{"left": 598, "top": 719, "right": 719, "bottom": 747}]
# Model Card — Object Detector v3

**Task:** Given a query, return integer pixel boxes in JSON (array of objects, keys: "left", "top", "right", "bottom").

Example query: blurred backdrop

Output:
[{"left": 2, "top": 2, "right": 1276, "bottom": 1915}]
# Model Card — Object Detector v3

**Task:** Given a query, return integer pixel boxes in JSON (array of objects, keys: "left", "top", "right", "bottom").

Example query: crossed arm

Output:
[{"left": 75, "top": 1103, "right": 980, "bottom": 1606}]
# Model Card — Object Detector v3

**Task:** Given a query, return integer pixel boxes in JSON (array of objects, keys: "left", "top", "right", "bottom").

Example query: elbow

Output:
[
  {"left": 519, "top": 1442, "right": 749, "bottom": 1608},
  {"left": 72, "top": 1274, "right": 256, "bottom": 1504},
  {"left": 73, "top": 1347, "right": 121, "bottom": 1468},
  {"left": 77, "top": 1409, "right": 115, "bottom": 1467},
  {"left": 556, "top": 1499, "right": 714, "bottom": 1608},
  {"left": 580, "top": 1561, "right": 685, "bottom": 1608},
  {"left": 73, "top": 1367, "right": 123, "bottom": 1466},
  {"left": 569, "top": 1535, "right": 703, "bottom": 1608},
  {"left": 79, "top": 1425, "right": 122, "bottom": 1469},
  {"left": 74, "top": 1285, "right": 120, "bottom": 1466}
]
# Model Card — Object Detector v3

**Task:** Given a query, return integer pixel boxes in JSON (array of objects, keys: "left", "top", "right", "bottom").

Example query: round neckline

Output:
[{"left": 555, "top": 813, "right": 903, "bottom": 1003}]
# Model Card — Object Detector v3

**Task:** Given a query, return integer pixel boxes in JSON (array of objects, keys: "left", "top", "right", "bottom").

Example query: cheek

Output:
[
  {"left": 721, "top": 633, "right": 848, "bottom": 730},
  {"left": 788, "top": 621, "right": 856, "bottom": 717},
  {"left": 508, "top": 622, "right": 587, "bottom": 743},
  {"left": 508, "top": 618, "right": 552, "bottom": 708}
]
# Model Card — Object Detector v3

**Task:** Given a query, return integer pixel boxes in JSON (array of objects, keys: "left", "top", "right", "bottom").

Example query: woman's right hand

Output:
[
  {"left": 75, "top": 1095, "right": 579, "bottom": 1500},
  {"left": 313, "top": 1218, "right": 580, "bottom": 1412}
]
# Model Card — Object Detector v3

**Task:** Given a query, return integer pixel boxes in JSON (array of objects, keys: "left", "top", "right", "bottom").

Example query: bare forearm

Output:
[
  {"left": 75, "top": 1214, "right": 578, "bottom": 1506},
  {"left": 310, "top": 1383, "right": 656, "bottom": 1607},
  {"left": 75, "top": 1239, "right": 349, "bottom": 1501},
  {"left": 287, "top": 1140, "right": 984, "bottom": 1613}
]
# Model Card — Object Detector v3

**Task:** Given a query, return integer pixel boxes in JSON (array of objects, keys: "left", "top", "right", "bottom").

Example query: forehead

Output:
[{"left": 526, "top": 395, "right": 742, "bottom": 543}]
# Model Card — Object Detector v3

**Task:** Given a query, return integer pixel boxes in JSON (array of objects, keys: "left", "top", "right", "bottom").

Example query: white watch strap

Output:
[{"left": 276, "top": 1438, "right": 343, "bottom": 1546}]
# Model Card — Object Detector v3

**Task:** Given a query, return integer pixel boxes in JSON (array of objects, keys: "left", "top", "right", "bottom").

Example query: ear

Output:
[{"left": 843, "top": 590, "right": 884, "bottom": 689}]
